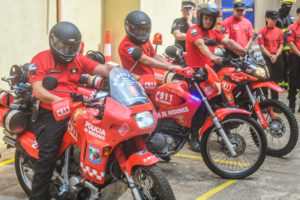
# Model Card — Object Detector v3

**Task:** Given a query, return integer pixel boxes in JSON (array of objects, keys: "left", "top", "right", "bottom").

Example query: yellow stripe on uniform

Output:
[
  {"left": 0, "top": 158, "right": 14, "bottom": 166},
  {"left": 196, "top": 180, "right": 238, "bottom": 200}
]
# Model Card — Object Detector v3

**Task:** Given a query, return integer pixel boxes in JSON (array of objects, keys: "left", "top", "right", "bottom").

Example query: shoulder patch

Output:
[
  {"left": 29, "top": 64, "right": 37, "bottom": 71},
  {"left": 191, "top": 29, "right": 198, "bottom": 36},
  {"left": 221, "top": 26, "right": 226, "bottom": 32},
  {"left": 288, "top": 30, "right": 293, "bottom": 36},
  {"left": 127, "top": 47, "right": 134, "bottom": 55}
]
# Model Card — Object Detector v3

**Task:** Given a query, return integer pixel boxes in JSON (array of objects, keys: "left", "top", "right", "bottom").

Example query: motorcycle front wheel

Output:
[
  {"left": 200, "top": 114, "right": 267, "bottom": 179},
  {"left": 15, "top": 149, "right": 35, "bottom": 196},
  {"left": 256, "top": 99, "right": 298, "bottom": 157},
  {"left": 132, "top": 165, "right": 175, "bottom": 200}
]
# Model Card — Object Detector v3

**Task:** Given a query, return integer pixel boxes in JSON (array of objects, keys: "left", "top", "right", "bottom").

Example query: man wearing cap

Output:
[
  {"left": 287, "top": 8, "right": 300, "bottom": 112},
  {"left": 258, "top": 10, "right": 284, "bottom": 101},
  {"left": 171, "top": 1, "right": 197, "bottom": 51},
  {"left": 221, "top": 0, "right": 253, "bottom": 49},
  {"left": 276, "top": 0, "right": 295, "bottom": 89}
]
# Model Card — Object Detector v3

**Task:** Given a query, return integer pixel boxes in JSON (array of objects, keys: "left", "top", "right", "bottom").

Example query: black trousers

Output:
[
  {"left": 262, "top": 55, "right": 284, "bottom": 100},
  {"left": 29, "top": 108, "right": 68, "bottom": 200},
  {"left": 287, "top": 54, "right": 300, "bottom": 108},
  {"left": 282, "top": 50, "right": 290, "bottom": 82}
]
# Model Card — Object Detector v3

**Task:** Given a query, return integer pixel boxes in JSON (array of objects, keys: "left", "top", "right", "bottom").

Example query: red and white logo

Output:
[
  {"left": 56, "top": 106, "right": 70, "bottom": 117},
  {"left": 68, "top": 121, "right": 78, "bottom": 141},
  {"left": 155, "top": 91, "right": 173, "bottom": 105}
]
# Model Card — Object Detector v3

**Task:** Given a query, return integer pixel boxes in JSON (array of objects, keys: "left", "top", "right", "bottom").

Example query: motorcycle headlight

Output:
[
  {"left": 134, "top": 111, "right": 155, "bottom": 128},
  {"left": 254, "top": 67, "right": 266, "bottom": 79}
]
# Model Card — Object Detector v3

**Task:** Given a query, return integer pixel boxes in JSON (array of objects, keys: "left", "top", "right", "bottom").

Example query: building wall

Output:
[
  {"left": 0, "top": 0, "right": 102, "bottom": 88},
  {"left": 62, "top": 0, "right": 102, "bottom": 53},
  {"left": 0, "top": 0, "right": 56, "bottom": 88},
  {"left": 102, "top": 0, "right": 140, "bottom": 63},
  {"left": 141, "top": 0, "right": 182, "bottom": 55}
]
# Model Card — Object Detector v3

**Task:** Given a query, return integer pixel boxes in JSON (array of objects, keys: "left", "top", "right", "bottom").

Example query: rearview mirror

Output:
[
  {"left": 42, "top": 75, "right": 58, "bottom": 90},
  {"left": 204, "top": 39, "right": 218, "bottom": 47},
  {"left": 132, "top": 46, "right": 142, "bottom": 62}
]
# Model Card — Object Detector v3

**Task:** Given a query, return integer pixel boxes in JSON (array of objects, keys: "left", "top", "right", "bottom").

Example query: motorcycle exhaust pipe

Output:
[{"left": 3, "top": 135, "right": 16, "bottom": 147}]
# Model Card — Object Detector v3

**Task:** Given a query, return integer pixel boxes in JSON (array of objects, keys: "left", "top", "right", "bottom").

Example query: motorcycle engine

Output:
[
  {"left": 147, "top": 118, "right": 182, "bottom": 154},
  {"left": 148, "top": 132, "right": 176, "bottom": 154}
]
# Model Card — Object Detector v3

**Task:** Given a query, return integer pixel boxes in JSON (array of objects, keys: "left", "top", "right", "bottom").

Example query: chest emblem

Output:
[
  {"left": 70, "top": 68, "right": 79, "bottom": 74},
  {"left": 49, "top": 69, "right": 61, "bottom": 73}
]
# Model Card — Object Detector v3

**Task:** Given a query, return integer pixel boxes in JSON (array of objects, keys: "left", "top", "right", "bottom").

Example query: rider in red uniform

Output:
[
  {"left": 221, "top": 1, "right": 253, "bottom": 49},
  {"left": 185, "top": 3, "right": 246, "bottom": 151},
  {"left": 28, "top": 22, "right": 114, "bottom": 200},
  {"left": 186, "top": 3, "right": 246, "bottom": 68},
  {"left": 118, "top": 11, "right": 181, "bottom": 77}
]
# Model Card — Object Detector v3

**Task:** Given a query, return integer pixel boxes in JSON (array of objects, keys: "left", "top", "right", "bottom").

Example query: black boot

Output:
[{"left": 188, "top": 137, "right": 201, "bottom": 152}]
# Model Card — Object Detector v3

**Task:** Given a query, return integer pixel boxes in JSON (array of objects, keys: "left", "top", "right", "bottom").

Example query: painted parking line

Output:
[
  {"left": 0, "top": 158, "right": 14, "bottom": 166},
  {"left": 175, "top": 153, "right": 250, "bottom": 167},
  {"left": 196, "top": 180, "right": 238, "bottom": 200}
]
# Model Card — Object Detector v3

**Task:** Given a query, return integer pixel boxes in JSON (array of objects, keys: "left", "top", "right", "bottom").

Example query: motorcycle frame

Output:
[{"left": 218, "top": 67, "right": 285, "bottom": 129}]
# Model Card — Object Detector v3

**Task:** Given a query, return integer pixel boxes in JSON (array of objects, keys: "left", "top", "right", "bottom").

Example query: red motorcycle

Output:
[
  {"left": 0, "top": 62, "right": 175, "bottom": 199},
  {"left": 136, "top": 57, "right": 267, "bottom": 179},
  {"left": 206, "top": 36, "right": 299, "bottom": 157}
]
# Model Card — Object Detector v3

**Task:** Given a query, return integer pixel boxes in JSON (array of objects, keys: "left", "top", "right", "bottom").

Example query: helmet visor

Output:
[
  {"left": 126, "top": 23, "right": 151, "bottom": 42},
  {"left": 51, "top": 34, "right": 81, "bottom": 56}
]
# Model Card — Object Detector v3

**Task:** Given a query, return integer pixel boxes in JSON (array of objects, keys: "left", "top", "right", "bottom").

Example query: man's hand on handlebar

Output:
[
  {"left": 168, "top": 64, "right": 182, "bottom": 72},
  {"left": 212, "top": 56, "right": 222, "bottom": 65}
]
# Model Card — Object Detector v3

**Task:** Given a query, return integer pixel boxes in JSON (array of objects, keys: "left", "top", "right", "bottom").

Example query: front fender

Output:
[
  {"left": 199, "top": 108, "right": 252, "bottom": 137},
  {"left": 123, "top": 151, "right": 159, "bottom": 176},
  {"left": 249, "top": 81, "right": 284, "bottom": 93}
]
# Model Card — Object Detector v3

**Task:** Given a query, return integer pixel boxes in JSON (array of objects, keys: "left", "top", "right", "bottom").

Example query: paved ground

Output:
[{"left": 0, "top": 93, "right": 300, "bottom": 200}]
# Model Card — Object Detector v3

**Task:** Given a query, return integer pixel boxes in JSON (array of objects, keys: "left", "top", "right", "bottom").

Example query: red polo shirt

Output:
[
  {"left": 186, "top": 25, "right": 224, "bottom": 68},
  {"left": 118, "top": 36, "right": 156, "bottom": 76},
  {"left": 221, "top": 16, "right": 253, "bottom": 48},
  {"left": 29, "top": 50, "right": 99, "bottom": 110},
  {"left": 287, "top": 21, "right": 300, "bottom": 54},
  {"left": 258, "top": 26, "right": 284, "bottom": 54}
]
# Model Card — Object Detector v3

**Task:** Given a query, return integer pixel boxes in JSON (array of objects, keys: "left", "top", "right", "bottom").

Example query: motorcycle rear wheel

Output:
[
  {"left": 200, "top": 114, "right": 267, "bottom": 179},
  {"left": 132, "top": 165, "right": 175, "bottom": 200}
]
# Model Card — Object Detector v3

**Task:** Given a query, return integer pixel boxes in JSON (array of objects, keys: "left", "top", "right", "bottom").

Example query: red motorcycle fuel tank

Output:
[{"left": 150, "top": 81, "right": 185, "bottom": 109}]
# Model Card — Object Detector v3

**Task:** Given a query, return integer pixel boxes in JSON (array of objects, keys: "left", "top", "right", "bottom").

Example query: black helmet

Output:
[
  {"left": 125, "top": 11, "right": 151, "bottom": 45},
  {"left": 49, "top": 22, "right": 82, "bottom": 64},
  {"left": 197, "top": 3, "right": 220, "bottom": 30}
]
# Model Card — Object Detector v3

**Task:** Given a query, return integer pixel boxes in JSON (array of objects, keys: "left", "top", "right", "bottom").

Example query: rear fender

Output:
[
  {"left": 18, "top": 131, "right": 39, "bottom": 159},
  {"left": 123, "top": 151, "right": 159, "bottom": 176},
  {"left": 199, "top": 108, "right": 252, "bottom": 137},
  {"left": 249, "top": 81, "right": 284, "bottom": 93}
]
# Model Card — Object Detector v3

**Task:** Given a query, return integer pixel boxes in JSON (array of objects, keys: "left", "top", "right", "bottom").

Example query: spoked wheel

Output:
[
  {"left": 200, "top": 114, "right": 267, "bottom": 179},
  {"left": 15, "top": 149, "right": 35, "bottom": 196},
  {"left": 259, "top": 99, "right": 298, "bottom": 157},
  {"left": 132, "top": 165, "right": 175, "bottom": 200}
]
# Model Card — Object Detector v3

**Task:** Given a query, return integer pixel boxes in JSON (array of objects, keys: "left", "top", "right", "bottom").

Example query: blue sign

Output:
[{"left": 222, "top": 0, "right": 255, "bottom": 27}]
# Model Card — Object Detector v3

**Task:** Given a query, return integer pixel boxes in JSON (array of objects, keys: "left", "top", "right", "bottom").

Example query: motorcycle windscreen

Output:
[
  {"left": 248, "top": 37, "right": 266, "bottom": 66},
  {"left": 247, "top": 36, "right": 270, "bottom": 78},
  {"left": 109, "top": 68, "right": 148, "bottom": 107}
]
